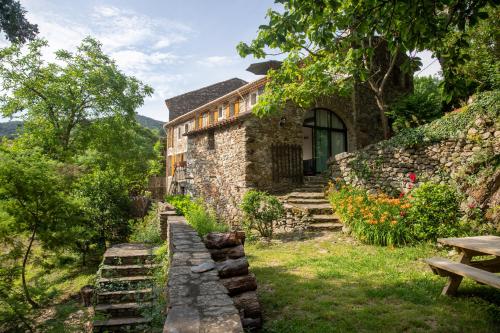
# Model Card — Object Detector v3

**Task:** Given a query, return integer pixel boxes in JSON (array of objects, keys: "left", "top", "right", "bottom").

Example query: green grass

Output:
[{"left": 246, "top": 232, "right": 500, "bottom": 333}]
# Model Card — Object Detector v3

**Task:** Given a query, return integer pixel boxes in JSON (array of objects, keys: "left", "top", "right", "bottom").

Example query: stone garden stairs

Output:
[
  {"left": 283, "top": 175, "right": 342, "bottom": 231},
  {"left": 93, "top": 243, "right": 159, "bottom": 333}
]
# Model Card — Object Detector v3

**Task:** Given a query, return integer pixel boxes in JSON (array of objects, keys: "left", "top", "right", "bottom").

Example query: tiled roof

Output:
[
  {"left": 165, "top": 78, "right": 248, "bottom": 121},
  {"left": 184, "top": 112, "right": 253, "bottom": 136}
]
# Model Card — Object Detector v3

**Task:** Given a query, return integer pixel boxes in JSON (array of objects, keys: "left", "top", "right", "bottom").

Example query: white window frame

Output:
[
  {"left": 218, "top": 105, "right": 225, "bottom": 119},
  {"left": 250, "top": 92, "right": 257, "bottom": 106}
]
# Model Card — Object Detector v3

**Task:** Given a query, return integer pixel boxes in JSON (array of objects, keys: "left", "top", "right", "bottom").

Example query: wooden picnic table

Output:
[{"left": 425, "top": 235, "right": 500, "bottom": 296}]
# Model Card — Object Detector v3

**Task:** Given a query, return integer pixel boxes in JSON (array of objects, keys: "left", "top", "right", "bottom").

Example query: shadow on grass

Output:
[{"left": 251, "top": 262, "right": 500, "bottom": 333}]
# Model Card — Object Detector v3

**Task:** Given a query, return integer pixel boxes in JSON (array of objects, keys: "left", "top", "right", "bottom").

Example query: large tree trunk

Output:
[
  {"left": 204, "top": 232, "right": 245, "bottom": 249},
  {"left": 233, "top": 291, "right": 262, "bottom": 318},
  {"left": 22, "top": 227, "right": 39, "bottom": 308}
]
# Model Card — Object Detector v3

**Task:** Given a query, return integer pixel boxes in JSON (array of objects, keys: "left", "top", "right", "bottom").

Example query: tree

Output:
[
  {"left": 0, "top": 37, "right": 154, "bottom": 160},
  {"left": 439, "top": 5, "right": 499, "bottom": 106},
  {"left": 386, "top": 76, "right": 444, "bottom": 132},
  {"left": 0, "top": 0, "right": 38, "bottom": 43},
  {"left": 0, "top": 147, "right": 80, "bottom": 308},
  {"left": 237, "top": 0, "right": 494, "bottom": 138},
  {"left": 74, "top": 168, "right": 131, "bottom": 250}
]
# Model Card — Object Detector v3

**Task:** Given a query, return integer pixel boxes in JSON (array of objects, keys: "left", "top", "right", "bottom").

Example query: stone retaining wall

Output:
[
  {"left": 328, "top": 114, "right": 500, "bottom": 224},
  {"left": 163, "top": 214, "right": 243, "bottom": 333}
]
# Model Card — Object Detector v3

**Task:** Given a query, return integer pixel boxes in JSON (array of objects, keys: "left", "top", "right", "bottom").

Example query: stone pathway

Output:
[
  {"left": 283, "top": 175, "right": 342, "bottom": 231},
  {"left": 93, "top": 243, "right": 159, "bottom": 333}
]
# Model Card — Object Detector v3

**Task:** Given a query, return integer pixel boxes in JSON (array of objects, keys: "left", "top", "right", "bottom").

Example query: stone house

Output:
[{"left": 164, "top": 54, "right": 411, "bottom": 224}]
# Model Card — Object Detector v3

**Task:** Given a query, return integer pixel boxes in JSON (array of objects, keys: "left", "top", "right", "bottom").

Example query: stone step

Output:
[
  {"left": 292, "top": 187, "right": 325, "bottom": 193},
  {"left": 290, "top": 203, "right": 333, "bottom": 215},
  {"left": 93, "top": 317, "right": 151, "bottom": 333},
  {"left": 103, "top": 243, "right": 155, "bottom": 266},
  {"left": 96, "top": 288, "right": 153, "bottom": 304},
  {"left": 311, "top": 214, "right": 339, "bottom": 223},
  {"left": 101, "top": 264, "right": 161, "bottom": 278},
  {"left": 287, "top": 197, "right": 329, "bottom": 204},
  {"left": 98, "top": 276, "right": 154, "bottom": 291},
  {"left": 287, "top": 192, "right": 325, "bottom": 199},
  {"left": 95, "top": 302, "right": 152, "bottom": 318},
  {"left": 307, "top": 222, "right": 343, "bottom": 231}
]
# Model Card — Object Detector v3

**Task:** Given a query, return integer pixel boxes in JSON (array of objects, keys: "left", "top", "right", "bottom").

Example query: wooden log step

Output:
[
  {"left": 101, "top": 264, "right": 161, "bottom": 278},
  {"left": 216, "top": 257, "right": 249, "bottom": 278},
  {"left": 425, "top": 257, "right": 500, "bottom": 289},
  {"left": 103, "top": 243, "right": 155, "bottom": 266},
  {"left": 93, "top": 316, "right": 151, "bottom": 332},
  {"left": 220, "top": 273, "right": 257, "bottom": 296},
  {"left": 96, "top": 288, "right": 153, "bottom": 304},
  {"left": 209, "top": 245, "right": 245, "bottom": 261},
  {"left": 204, "top": 232, "right": 246, "bottom": 249},
  {"left": 94, "top": 302, "right": 152, "bottom": 318},
  {"left": 232, "top": 291, "right": 261, "bottom": 318}
]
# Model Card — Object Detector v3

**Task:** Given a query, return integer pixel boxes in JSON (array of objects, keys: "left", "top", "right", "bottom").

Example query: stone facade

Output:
[{"left": 186, "top": 121, "right": 249, "bottom": 226}]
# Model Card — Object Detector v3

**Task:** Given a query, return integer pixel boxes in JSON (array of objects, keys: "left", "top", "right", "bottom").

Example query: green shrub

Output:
[
  {"left": 240, "top": 190, "right": 285, "bottom": 239},
  {"left": 129, "top": 204, "right": 162, "bottom": 245},
  {"left": 407, "top": 182, "right": 462, "bottom": 241},
  {"left": 387, "top": 76, "right": 444, "bottom": 132},
  {"left": 185, "top": 200, "right": 228, "bottom": 236},
  {"left": 165, "top": 194, "right": 195, "bottom": 215}
]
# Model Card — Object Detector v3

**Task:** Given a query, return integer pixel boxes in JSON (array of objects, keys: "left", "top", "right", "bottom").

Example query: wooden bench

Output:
[{"left": 425, "top": 257, "right": 500, "bottom": 295}]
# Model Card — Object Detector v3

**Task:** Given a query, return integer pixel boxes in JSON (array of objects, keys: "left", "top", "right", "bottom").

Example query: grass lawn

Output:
[
  {"left": 1, "top": 243, "right": 98, "bottom": 332},
  {"left": 245, "top": 232, "right": 500, "bottom": 333}
]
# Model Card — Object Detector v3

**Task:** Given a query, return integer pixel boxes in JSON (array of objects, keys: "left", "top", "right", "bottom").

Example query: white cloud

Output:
[{"left": 197, "top": 56, "right": 235, "bottom": 67}]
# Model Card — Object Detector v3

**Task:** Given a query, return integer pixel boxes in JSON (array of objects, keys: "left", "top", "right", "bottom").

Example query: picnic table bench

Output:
[{"left": 425, "top": 235, "right": 500, "bottom": 296}]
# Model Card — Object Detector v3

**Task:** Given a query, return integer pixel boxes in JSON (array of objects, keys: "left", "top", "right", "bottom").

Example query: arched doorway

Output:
[{"left": 302, "top": 108, "right": 347, "bottom": 175}]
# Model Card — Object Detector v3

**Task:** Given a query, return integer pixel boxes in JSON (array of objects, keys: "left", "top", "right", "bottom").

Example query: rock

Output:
[{"left": 191, "top": 261, "right": 216, "bottom": 273}]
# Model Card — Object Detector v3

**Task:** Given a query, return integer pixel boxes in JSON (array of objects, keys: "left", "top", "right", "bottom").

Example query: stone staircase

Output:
[
  {"left": 93, "top": 243, "right": 159, "bottom": 333},
  {"left": 283, "top": 175, "right": 342, "bottom": 231}
]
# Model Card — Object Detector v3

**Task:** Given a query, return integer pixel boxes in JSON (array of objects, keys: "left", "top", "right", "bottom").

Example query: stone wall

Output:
[
  {"left": 164, "top": 214, "right": 243, "bottom": 333},
  {"left": 185, "top": 121, "right": 249, "bottom": 226},
  {"left": 329, "top": 114, "right": 500, "bottom": 224}
]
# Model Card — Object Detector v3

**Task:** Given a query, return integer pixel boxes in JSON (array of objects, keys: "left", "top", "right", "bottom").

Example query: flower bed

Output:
[{"left": 329, "top": 175, "right": 464, "bottom": 246}]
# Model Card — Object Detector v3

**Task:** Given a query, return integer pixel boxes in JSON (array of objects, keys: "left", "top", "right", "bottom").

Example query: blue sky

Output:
[{"left": 2, "top": 1, "right": 441, "bottom": 122}]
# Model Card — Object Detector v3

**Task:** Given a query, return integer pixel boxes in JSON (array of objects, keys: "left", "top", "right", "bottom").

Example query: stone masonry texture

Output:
[{"left": 164, "top": 215, "right": 243, "bottom": 333}]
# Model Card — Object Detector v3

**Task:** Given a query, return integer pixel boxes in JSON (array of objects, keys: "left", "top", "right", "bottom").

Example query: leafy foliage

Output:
[
  {"left": 0, "top": 0, "right": 38, "bottom": 43},
  {"left": 240, "top": 190, "right": 285, "bottom": 239},
  {"left": 74, "top": 168, "right": 131, "bottom": 249},
  {"left": 0, "top": 146, "right": 81, "bottom": 307},
  {"left": 0, "top": 37, "right": 153, "bottom": 160},
  {"left": 129, "top": 204, "right": 163, "bottom": 245},
  {"left": 166, "top": 195, "right": 228, "bottom": 236},
  {"left": 238, "top": 0, "right": 493, "bottom": 138},
  {"left": 165, "top": 194, "right": 195, "bottom": 216},
  {"left": 408, "top": 183, "right": 463, "bottom": 241},
  {"left": 384, "top": 90, "right": 500, "bottom": 148},
  {"left": 329, "top": 180, "right": 464, "bottom": 246},
  {"left": 387, "top": 76, "right": 444, "bottom": 132},
  {"left": 439, "top": 5, "right": 500, "bottom": 106}
]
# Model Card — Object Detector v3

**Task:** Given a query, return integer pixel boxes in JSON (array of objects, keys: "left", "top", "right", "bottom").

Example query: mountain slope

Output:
[{"left": 0, "top": 115, "right": 165, "bottom": 138}]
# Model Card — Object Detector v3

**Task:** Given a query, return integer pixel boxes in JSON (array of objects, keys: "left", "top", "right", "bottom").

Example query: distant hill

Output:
[
  {"left": 135, "top": 114, "right": 165, "bottom": 133},
  {"left": 0, "top": 121, "right": 23, "bottom": 138},
  {"left": 0, "top": 115, "right": 165, "bottom": 138}
]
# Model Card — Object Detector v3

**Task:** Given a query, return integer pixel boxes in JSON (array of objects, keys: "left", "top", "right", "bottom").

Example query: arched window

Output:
[{"left": 303, "top": 108, "right": 347, "bottom": 174}]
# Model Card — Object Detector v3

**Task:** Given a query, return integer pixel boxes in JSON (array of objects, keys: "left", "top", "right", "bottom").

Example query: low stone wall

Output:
[{"left": 163, "top": 214, "right": 243, "bottom": 333}]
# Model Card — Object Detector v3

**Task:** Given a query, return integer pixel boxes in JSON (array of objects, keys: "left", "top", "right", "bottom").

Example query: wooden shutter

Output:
[{"left": 235, "top": 100, "right": 240, "bottom": 116}]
